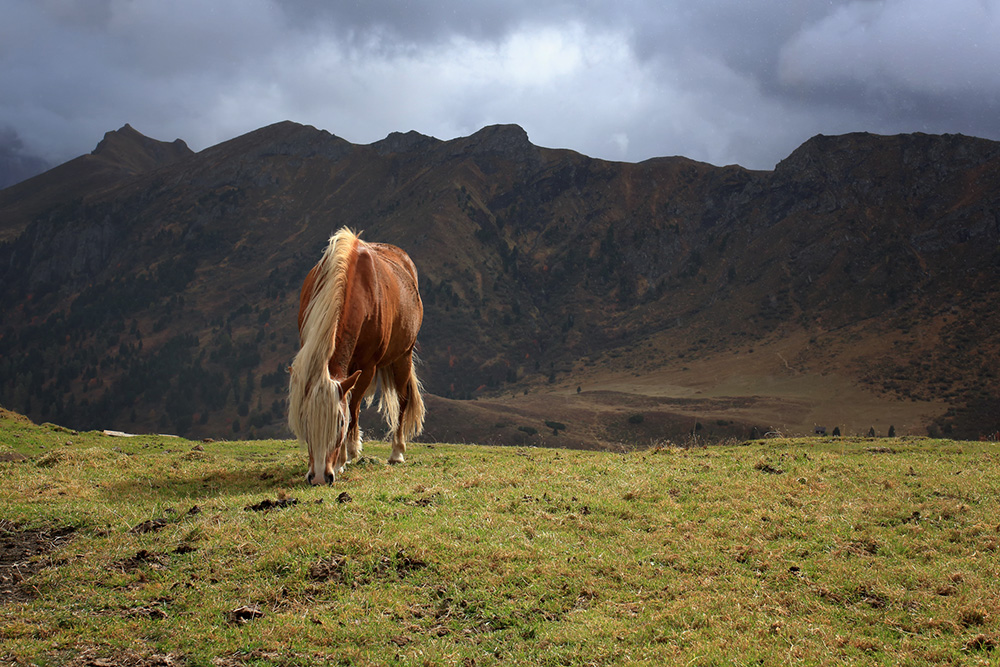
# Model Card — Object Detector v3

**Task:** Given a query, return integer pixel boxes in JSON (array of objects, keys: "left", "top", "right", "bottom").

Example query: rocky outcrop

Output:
[{"left": 91, "top": 123, "right": 193, "bottom": 173}]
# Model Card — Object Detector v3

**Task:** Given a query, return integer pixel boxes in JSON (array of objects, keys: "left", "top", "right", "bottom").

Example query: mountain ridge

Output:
[
  {"left": 0, "top": 124, "right": 194, "bottom": 243},
  {"left": 1, "top": 121, "right": 997, "bottom": 444}
]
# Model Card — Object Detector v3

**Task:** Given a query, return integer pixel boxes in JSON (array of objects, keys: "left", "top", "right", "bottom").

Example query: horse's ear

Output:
[{"left": 340, "top": 369, "right": 363, "bottom": 397}]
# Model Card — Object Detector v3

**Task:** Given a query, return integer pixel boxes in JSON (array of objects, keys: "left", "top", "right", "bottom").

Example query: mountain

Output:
[
  {"left": 0, "top": 124, "right": 193, "bottom": 243},
  {"left": 1, "top": 122, "right": 998, "bottom": 445}
]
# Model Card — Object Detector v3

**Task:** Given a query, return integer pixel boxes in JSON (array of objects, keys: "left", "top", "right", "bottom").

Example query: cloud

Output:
[
  {"left": 2, "top": 0, "right": 1000, "bottom": 175},
  {"left": 223, "top": 19, "right": 793, "bottom": 166},
  {"left": 780, "top": 0, "right": 1000, "bottom": 94},
  {"left": 0, "top": 126, "right": 51, "bottom": 188}
]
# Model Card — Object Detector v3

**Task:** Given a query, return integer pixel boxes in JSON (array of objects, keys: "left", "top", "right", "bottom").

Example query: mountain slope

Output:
[
  {"left": 0, "top": 124, "right": 193, "bottom": 243},
  {"left": 0, "top": 123, "right": 997, "bottom": 443}
]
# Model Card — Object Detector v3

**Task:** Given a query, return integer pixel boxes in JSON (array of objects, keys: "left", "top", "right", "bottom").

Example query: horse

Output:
[{"left": 288, "top": 228, "right": 425, "bottom": 485}]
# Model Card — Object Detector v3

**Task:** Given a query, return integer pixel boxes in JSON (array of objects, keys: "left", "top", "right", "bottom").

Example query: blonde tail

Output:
[
  {"left": 372, "top": 367, "right": 400, "bottom": 434},
  {"left": 368, "top": 358, "right": 425, "bottom": 441},
  {"left": 400, "top": 360, "right": 425, "bottom": 441},
  {"left": 365, "top": 354, "right": 424, "bottom": 441}
]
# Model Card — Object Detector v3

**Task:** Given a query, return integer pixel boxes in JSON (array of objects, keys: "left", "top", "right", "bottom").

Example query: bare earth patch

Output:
[
  {"left": 59, "top": 647, "right": 179, "bottom": 667},
  {"left": 0, "top": 519, "right": 75, "bottom": 603}
]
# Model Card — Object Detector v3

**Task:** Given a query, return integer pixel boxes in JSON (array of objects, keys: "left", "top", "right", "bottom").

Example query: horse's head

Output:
[
  {"left": 296, "top": 369, "right": 361, "bottom": 485},
  {"left": 304, "top": 385, "right": 347, "bottom": 485}
]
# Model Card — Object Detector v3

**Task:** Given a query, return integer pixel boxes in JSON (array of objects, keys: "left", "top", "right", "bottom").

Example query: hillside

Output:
[
  {"left": 0, "top": 122, "right": 998, "bottom": 443},
  {"left": 0, "top": 124, "right": 193, "bottom": 243}
]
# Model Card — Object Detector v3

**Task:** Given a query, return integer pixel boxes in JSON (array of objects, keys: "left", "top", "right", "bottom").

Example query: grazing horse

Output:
[{"left": 288, "top": 228, "right": 425, "bottom": 484}]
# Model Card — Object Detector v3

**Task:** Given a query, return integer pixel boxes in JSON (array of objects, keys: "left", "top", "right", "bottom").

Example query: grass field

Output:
[{"left": 1, "top": 409, "right": 998, "bottom": 666}]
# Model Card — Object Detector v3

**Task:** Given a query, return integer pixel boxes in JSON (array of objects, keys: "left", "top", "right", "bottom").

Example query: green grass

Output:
[{"left": 2, "top": 412, "right": 999, "bottom": 665}]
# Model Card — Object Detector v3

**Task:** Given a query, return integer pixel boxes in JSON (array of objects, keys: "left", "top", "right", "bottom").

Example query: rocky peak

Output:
[
  {"left": 776, "top": 131, "right": 1000, "bottom": 184},
  {"left": 91, "top": 123, "right": 193, "bottom": 174},
  {"left": 371, "top": 130, "right": 441, "bottom": 156},
  {"left": 198, "top": 121, "right": 354, "bottom": 164},
  {"left": 453, "top": 123, "right": 541, "bottom": 171},
  {"left": 772, "top": 133, "right": 873, "bottom": 182}
]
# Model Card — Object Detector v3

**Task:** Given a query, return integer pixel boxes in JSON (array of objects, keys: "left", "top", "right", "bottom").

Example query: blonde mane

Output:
[
  {"left": 287, "top": 229, "right": 358, "bottom": 448},
  {"left": 302, "top": 228, "right": 357, "bottom": 359}
]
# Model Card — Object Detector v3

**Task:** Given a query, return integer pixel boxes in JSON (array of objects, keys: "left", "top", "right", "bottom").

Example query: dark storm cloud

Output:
[
  {"left": 776, "top": 0, "right": 1000, "bottom": 134},
  {"left": 2, "top": 0, "right": 998, "bottom": 181},
  {"left": 0, "top": 126, "right": 51, "bottom": 189},
  {"left": 280, "top": 0, "right": 603, "bottom": 43}
]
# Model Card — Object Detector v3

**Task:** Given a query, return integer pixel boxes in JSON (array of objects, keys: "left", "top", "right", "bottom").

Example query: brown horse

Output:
[{"left": 288, "top": 228, "right": 425, "bottom": 484}]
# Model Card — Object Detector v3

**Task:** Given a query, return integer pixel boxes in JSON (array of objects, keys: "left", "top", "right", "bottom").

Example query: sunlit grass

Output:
[{"left": 2, "top": 415, "right": 998, "bottom": 665}]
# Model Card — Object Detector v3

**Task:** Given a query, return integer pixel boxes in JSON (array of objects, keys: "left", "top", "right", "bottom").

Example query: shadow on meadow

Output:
[{"left": 93, "top": 442, "right": 393, "bottom": 505}]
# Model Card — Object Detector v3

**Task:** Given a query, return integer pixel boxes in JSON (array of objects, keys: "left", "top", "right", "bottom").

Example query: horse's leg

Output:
[
  {"left": 387, "top": 353, "right": 416, "bottom": 464},
  {"left": 344, "top": 367, "right": 374, "bottom": 465}
]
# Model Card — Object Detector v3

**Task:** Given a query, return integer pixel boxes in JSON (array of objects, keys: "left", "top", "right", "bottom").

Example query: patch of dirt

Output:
[
  {"left": 406, "top": 492, "right": 440, "bottom": 507},
  {"left": 130, "top": 518, "right": 169, "bottom": 534},
  {"left": 964, "top": 634, "right": 997, "bottom": 653},
  {"left": 115, "top": 549, "right": 169, "bottom": 573},
  {"left": 309, "top": 554, "right": 350, "bottom": 583},
  {"left": 244, "top": 497, "right": 299, "bottom": 512},
  {"left": 0, "top": 520, "right": 76, "bottom": 603},
  {"left": 209, "top": 650, "right": 295, "bottom": 667},
  {"left": 309, "top": 549, "right": 428, "bottom": 587},
  {"left": 229, "top": 604, "right": 265, "bottom": 624},
  {"left": 58, "top": 647, "right": 179, "bottom": 667}
]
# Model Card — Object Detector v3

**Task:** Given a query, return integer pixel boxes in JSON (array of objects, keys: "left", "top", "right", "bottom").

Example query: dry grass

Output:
[{"left": 2, "top": 413, "right": 999, "bottom": 665}]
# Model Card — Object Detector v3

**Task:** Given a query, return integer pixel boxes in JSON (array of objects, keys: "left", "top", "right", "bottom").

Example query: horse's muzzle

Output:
[{"left": 306, "top": 470, "right": 335, "bottom": 485}]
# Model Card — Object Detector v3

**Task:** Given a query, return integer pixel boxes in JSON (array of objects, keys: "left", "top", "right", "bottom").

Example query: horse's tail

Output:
[
  {"left": 401, "top": 358, "right": 426, "bottom": 440},
  {"left": 369, "top": 353, "right": 425, "bottom": 440},
  {"left": 288, "top": 231, "right": 355, "bottom": 448}
]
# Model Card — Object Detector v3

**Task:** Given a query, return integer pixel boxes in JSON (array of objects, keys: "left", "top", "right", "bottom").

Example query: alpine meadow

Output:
[{"left": 2, "top": 411, "right": 999, "bottom": 665}]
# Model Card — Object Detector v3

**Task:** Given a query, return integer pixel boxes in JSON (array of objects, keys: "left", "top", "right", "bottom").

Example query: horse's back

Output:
[
  {"left": 369, "top": 242, "right": 419, "bottom": 292},
  {"left": 347, "top": 240, "right": 422, "bottom": 360},
  {"left": 362, "top": 241, "right": 422, "bottom": 322},
  {"left": 296, "top": 233, "right": 421, "bottom": 368}
]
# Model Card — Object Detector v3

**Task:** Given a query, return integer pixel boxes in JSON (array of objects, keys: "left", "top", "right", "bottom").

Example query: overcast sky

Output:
[{"left": 3, "top": 0, "right": 999, "bottom": 187}]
